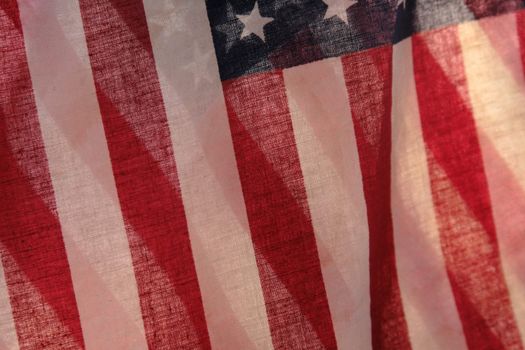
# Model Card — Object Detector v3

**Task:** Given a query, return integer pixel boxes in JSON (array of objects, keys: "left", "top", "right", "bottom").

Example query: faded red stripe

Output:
[
  {"left": 342, "top": 46, "right": 412, "bottom": 350},
  {"left": 518, "top": 10, "right": 525, "bottom": 75},
  {"left": 222, "top": 71, "right": 337, "bottom": 350},
  {"left": 412, "top": 27, "right": 523, "bottom": 350},
  {"left": 78, "top": 0, "right": 210, "bottom": 348},
  {"left": 0, "top": 1, "right": 84, "bottom": 349}
]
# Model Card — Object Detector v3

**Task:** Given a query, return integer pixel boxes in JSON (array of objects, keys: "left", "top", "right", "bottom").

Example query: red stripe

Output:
[
  {"left": 78, "top": 1, "right": 210, "bottom": 348},
  {"left": 0, "top": 1, "right": 84, "bottom": 349},
  {"left": 341, "top": 46, "right": 412, "bottom": 350},
  {"left": 412, "top": 27, "right": 522, "bottom": 350},
  {"left": 222, "top": 71, "right": 337, "bottom": 350},
  {"left": 518, "top": 10, "right": 525, "bottom": 75}
]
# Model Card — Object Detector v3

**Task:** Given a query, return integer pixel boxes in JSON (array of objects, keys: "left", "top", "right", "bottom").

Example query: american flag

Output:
[{"left": 1, "top": 0, "right": 525, "bottom": 349}]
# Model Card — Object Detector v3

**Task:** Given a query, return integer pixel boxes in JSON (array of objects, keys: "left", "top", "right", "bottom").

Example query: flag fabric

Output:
[{"left": 1, "top": 0, "right": 525, "bottom": 349}]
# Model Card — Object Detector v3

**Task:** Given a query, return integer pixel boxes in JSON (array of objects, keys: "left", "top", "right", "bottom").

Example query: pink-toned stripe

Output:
[
  {"left": 342, "top": 46, "right": 412, "bottom": 350},
  {"left": 391, "top": 38, "right": 468, "bottom": 350},
  {"left": 0, "top": 263, "right": 18, "bottom": 350},
  {"left": 283, "top": 58, "right": 372, "bottom": 350},
  {"left": 460, "top": 13, "right": 525, "bottom": 340},
  {"left": 223, "top": 71, "right": 337, "bottom": 350},
  {"left": 142, "top": 0, "right": 273, "bottom": 348},
  {"left": 18, "top": 1, "right": 149, "bottom": 348},
  {"left": 0, "top": 1, "right": 84, "bottom": 348},
  {"left": 412, "top": 27, "right": 523, "bottom": 350},
  {"left": 78, "top": 0, "right": 210, "bottom": 348}
]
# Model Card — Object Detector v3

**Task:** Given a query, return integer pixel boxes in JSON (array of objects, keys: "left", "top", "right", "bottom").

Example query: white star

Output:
[
  {"left": 323, "top": 0, "right": 358, "bottom": 25},
  {"left": 397, "top": 0, "right": 406, "bottom": 9},
  {"left": 238, "top": 1, "right": 273, "bottom": 41}
]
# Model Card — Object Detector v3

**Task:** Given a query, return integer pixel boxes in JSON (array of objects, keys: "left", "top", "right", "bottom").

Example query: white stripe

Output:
[
  {"left": 142, "top": 1, "right": 273, "bottom": 349},
  {"left": 391, "top": 38, "right": 468, "bottom": 350},
  {"left": 459, "top": 14, "right": 525, "bottom": 340},
  {"left": 0, "top": 258, "right": 18, "bottom": 350},
  {"left": 283, "top": 58, "right": 371, "bottom": 350},
  {"left": 18, "top": 1, "right": 148, "bottom": 349}
]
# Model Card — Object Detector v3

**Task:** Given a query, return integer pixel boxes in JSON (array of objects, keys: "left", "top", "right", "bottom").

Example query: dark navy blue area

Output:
[
  {"left": 205, "top": 0, "right": 525, "bottom": 80},
  {"left": 392, "top": 0, "right": 415, "bottom": 43},
  {"left": 206, "top": 0, "right": 397, "bottom": 80}
]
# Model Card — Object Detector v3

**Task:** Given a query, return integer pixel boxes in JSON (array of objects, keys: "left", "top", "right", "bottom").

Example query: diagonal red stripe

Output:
[
  {"left": 412, "top": 27, "right": 523, "bottom": 350},
  {"left": 0, "top": 1, "right": 84, "bottom": 348},
  {"left": 78, "top": 0, "right": 210, "bottom": 348},
  {"left": 223, "top": 71, "right": 337, "bottom": 350},
  {"left": 342, "top": 46, "right": 412, "bottom": 350},
  {"left": 517, "top": 10, "right": 525, "bottom": 76}
]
